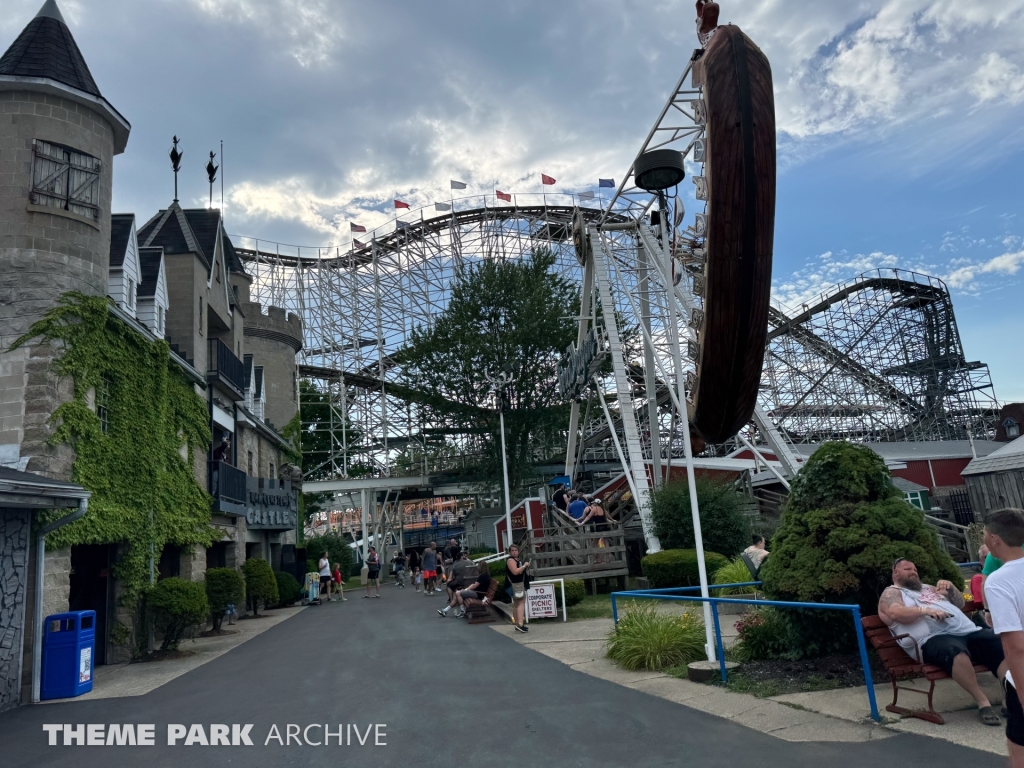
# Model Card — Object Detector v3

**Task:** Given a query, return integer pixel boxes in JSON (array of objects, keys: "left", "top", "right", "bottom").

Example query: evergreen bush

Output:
[
  {"left": 650, "top": 476, "right": 750, "bottom": 558},
  {"left": 562, "top": 579, "right": 586, "bottom": 606},
  {"left": 607, "top": 601, "right": 705, "bottom": 671},
  {"left": 242, "top": 558, "right": 279, "bottom": 616},
  {"left": 641, "top": 549, "right": 729, "bottom": 589},
  {"left": 148, "top": 577, "right": 209, "bottom": 651},
  {"left": 275, "top": 571, "right": 302, "bottom": 606},
  {"left": 204, "top": 568, "right": 243, "bottom": 631},
  {"left": 760, "top": 441, "right": 962, "bottom": 656}
]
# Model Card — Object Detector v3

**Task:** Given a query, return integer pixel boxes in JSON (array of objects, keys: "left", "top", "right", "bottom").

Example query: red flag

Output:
[
  {"left": 496, "top": 190, "right": 512, "bottom": 202},
  {"left": 350, "top": 222, "right": 366, "bottom": 233},
  {"left": 394, "top": 199, "right": 410, "bottom": 209},
  {"left": 541, "top": 174, "right": 556, "bottom": 185}
]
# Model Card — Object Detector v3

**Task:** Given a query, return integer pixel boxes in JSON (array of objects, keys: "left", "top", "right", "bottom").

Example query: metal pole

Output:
[
  {"left": 499, "top": 408, "right": 513, "bottom": 553},
  {"left": 852, "top": 606, "right": 881, "bottom": 722}
]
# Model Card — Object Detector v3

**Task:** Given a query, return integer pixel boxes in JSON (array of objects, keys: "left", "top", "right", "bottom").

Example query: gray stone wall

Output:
[
  {"left": 241, "top": 301, "right": 301, "bottom": 432},
  {"left": 0, "top": 508, "right": 30, "bottom": 712},
  {"left": 0, "top": 88, "right": 116, "bottom": 476}
]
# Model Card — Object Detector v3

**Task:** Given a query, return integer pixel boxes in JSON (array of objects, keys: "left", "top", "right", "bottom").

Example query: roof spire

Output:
[{"left": 35, "top": 0, "right": 66, "bottom": 25}]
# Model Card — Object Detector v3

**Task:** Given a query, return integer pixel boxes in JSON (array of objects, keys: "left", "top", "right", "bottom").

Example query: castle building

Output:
[{"left": 0, "top": 1, "right": 302, "bottom": 707}]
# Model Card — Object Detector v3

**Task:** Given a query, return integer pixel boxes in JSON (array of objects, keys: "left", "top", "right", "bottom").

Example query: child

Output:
[
  {"left": 332, "top": 562, "right": 347, "bottom": 602},
  {"left": 225, "top": 602, "right": 237, "bottom": 625}
]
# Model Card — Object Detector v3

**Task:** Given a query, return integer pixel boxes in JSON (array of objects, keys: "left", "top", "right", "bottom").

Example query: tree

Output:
[
  {"left": 401, "top": 248, "right": 579, "bottom": 495},
  {"left": 205, "top": 568, "right": 244, "bottom": 631},
  {"left": 760, "top": 441, "right": 962, "bottom": 656},
  {"left": 650, "top": 476, "right": 750, "bottom": 558},
  {"left": 304, "top": 532, "right": 355, "bottom": 579}
]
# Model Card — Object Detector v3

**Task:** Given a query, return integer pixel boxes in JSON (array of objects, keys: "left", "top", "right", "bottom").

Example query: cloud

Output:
[
  {"left": 972, "top": 52, "right": 1024, "bottom": 105},
  {"left": 945, "top": 249, "right": 1024, "bottom": 289},
  {"left": 772, "top": 250, "right": 905, "bottom": 310}
]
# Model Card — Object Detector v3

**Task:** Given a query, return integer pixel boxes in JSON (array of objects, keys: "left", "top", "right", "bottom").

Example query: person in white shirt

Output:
[
  {"left": 982, "top": 508, "right": 1024, "bottom": 765},
  {"left": 878, "top": 558, "right": 1006, "bottom": 726}
]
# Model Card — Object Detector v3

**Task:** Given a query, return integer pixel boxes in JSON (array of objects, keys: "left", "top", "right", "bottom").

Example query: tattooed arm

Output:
[
  {"left": 878, "top": 586, "right": 952, "bottom": 624},
  {"left": 935, "top": 580, "right": 965, "bottom": 609}
]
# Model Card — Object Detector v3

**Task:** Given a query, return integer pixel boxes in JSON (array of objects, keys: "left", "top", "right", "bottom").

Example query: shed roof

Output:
[{"left": 961, "top": 437, "right": 1024, "bottom": 476}]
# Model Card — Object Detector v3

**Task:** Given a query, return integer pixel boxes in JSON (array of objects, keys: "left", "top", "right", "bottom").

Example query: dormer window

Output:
[{"left": 1006, "top": 418, "right": 1020, "bottom": 438}]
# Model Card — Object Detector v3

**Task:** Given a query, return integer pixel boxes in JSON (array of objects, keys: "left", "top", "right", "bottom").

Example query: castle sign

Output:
[{"left": 245, "top": 478, "right": 298, "bottom": 530}]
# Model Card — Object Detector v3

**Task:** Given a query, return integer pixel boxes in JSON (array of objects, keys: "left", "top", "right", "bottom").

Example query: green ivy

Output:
[{"left": 12, "top": 292, "right": 215, "bottom": 613}]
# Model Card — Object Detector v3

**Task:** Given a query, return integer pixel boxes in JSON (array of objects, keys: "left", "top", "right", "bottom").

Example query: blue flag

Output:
[{"left": 599, "top": 178, "right": 615, "bottom": 188}]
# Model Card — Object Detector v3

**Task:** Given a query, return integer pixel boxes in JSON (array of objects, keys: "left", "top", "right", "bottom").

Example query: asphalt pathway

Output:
[{"left": 0, "top": 583, "right": 1006, "bottom": 767}]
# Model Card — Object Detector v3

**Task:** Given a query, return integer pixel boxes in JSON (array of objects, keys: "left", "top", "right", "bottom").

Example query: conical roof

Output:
[{"left": 0, "top": 0, "right": 100, "bottom": 97}]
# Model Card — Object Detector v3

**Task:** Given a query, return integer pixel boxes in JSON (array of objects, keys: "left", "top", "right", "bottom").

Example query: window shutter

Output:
[
  {"left": 67, "top": 148, "right": 101, "bottom": 219},
  {"left": 31, "top": 140, "right": 101, "bottom": 221}
]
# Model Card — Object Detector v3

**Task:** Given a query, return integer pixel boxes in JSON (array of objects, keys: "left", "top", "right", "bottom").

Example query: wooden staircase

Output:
[{"left": 523, "top": 505, "right": 629, "bottom": 591}]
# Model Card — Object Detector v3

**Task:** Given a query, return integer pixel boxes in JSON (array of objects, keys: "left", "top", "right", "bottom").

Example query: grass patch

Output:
[{"left": 607, "top": 601, "right": 706, "bottom": 671}]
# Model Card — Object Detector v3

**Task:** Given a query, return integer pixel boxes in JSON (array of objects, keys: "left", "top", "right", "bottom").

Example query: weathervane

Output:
[
  {"left": 206, "top": 151, "right": 219, "bottom": 209},
  {"left": 169, "top": 136, "right": 183, "bottom": 203}
]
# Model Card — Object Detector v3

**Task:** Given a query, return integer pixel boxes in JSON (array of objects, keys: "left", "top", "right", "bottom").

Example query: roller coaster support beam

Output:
[
  {"left": 589, "top": 226, "right": 660, "bottom": 554},
  {"left": 751, "top": 405, "right": 802, "bottom": 478},
  {"left": 564, "top": 254, "right": 596, "bottom": 484},
  {"left": 638, "top": 241, "right": 663, "bottom": 489}
]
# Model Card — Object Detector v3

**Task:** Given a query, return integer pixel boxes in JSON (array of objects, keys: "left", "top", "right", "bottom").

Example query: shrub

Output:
[
  {"left": 641, "top": 549, "right": 729, "bottom": 589},
  {"left": 760, "top": 441, "right": 962, "bottom": 656},
  {"left": 712, "top": 557, "right": 758, "bottom": 595},
  {"left": 148, "top": 577, "right": 209, "bottom": 651},
  {"left": 304, "top": 533, "right": 354, "bottom": 581},
  {"left": 205, "top": 568, "right": 243, "bottom": 631},
  {"left": 733, "top": 606, "right": 800, "bottom": 661},
  {"left": 562, "top": 579, "right": 586, "bottom": 606},
  {"left": 275, "top": 571, "right": 302, "bottom": 606},
  {"left": 650, "top": 476, "right": 751, "bottom": 558},
  {"left": 607, "top": 601, "right": 706, "bottom": 671},
  {"left": 242, "top": 558, "right": 279, "bottom": 616}
]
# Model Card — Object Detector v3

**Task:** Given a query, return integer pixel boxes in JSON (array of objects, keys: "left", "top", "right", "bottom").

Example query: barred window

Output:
[
  {"left": 30, "top": 140, "right": 101, "bottom": 221},
  {"left": 96, "top": 376, "right": 111, "bottom": 434}
]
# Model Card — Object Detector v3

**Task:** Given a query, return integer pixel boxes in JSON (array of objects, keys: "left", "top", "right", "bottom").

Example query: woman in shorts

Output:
[
  {"left": 317, "top": 550, "right": 331, "bottom": 605},
  {"left": 364, "top": 546, "right": 381, "bottom": 598}
]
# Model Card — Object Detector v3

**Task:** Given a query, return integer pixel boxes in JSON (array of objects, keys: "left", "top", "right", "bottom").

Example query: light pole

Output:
[{"left": 485, "top": 366, "right": 515, "bottom": 554}]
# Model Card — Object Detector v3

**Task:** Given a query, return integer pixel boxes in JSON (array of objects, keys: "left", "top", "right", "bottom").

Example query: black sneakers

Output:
[{"left": 437, "top": 608, "right": 446, "bottom": 617}]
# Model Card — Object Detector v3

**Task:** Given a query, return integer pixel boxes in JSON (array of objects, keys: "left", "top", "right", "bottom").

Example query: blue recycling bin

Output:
[{"left": 41, "top": 610, "right": 95, "bottom": 700}]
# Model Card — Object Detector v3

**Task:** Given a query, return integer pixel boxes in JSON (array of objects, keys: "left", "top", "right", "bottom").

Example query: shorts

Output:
[
  {"left": 1006, "top": 681, "right": 1024, "bottom": 746},
  {"left": 921, "top": 629, "right": 1004, "bottom": 676},
  {"left": 422, "top": 569, "right": 437, "bottom": 579},
  {"left": 368, "top": 570, "right": 380, "bottom": 580},
  {"left": 319, "top": 575, "right": 331, "bottom": 589},
  {"left": 595, "top": 520, "right": 610, "bottom": 532},
  {"left": 460, "top": 589, "right": 480, "bottom": 601}
]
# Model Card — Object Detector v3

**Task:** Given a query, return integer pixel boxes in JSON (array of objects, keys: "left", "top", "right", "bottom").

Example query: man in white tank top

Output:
[{"left": 878, "top": 558, "right": 1006, "bottom": 726}]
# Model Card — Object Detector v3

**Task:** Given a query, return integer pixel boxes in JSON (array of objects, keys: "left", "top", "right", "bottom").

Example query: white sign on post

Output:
[
  {"left": 526, "top": 584, "right": 557, "bottom": 619},
  {"left": 79, "top": 646, "right": 91, "bottom": 683}
]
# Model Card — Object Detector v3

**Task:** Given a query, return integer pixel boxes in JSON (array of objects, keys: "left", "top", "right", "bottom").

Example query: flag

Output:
[
  {"left": 394, "top": 199, "right": 410, "bottom": 209},
  {"left": 353, "top": 238, "right": 366, "bottom": 249},
  {"left": 396, "top": 220, "right": 411, "bottom": 230},
  {"left": 541, "top": 174, "right": 556, "bottom": 185},
  {"left": 578, "top": 190, "right": 596, "bottom": 200},
  {"left": 435, "top": 202, "right": 451, "bottom": 211},
  {"left": 350, "top": 222, "right": 366, "bottom": 233},
  {"left": 496, "top": 190, "right": 511, "bottom": 202},
  {"left": 599, "top": 179, "right": 615, "bottom": 188},
  {"left": 450, "top": 180, "right": 467, "bottom": 190}
]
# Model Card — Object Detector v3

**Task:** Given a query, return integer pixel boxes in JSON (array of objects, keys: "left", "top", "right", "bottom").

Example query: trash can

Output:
[{"left": 40, "top": 610, "right": 95, "bottom": 700}]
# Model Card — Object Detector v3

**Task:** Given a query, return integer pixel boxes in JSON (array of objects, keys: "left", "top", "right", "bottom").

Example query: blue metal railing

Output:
[{"left": 611, "top": 582, "right": 881, "bottom": 722}]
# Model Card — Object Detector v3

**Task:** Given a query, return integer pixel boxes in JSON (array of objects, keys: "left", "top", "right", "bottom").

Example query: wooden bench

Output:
[
  {"left": 862, "top": 601, "right": 988, "bottom": 724},
  {"left": 463, "top": 578, "right": 501, "bottom": 624}
]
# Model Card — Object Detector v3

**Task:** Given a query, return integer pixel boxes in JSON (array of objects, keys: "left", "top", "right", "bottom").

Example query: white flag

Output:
[
  {"left": 578, "top": 190, "right": 596, "bottom": 200},
  {"left": 450, "top": 180, "right": 467, "bottom": 190},
  {"left": 435, "top": 202, "right": 451, "bottom": 211}
]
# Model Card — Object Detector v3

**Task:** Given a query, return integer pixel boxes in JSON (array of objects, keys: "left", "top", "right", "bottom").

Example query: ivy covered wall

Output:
[{"left": 13, "top": 293, "right": 215, "bottom": 609}]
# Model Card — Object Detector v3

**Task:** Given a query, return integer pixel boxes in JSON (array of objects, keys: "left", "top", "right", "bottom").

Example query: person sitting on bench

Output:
[
  {"left": 743, "top": 535, "right": 770, "bottom": 574},
  {"left": 878, "top": 558, "right": 1007, "bottom": 726},
  {"left": 439, "top": 565, "right": 492, "bottom": 618}
]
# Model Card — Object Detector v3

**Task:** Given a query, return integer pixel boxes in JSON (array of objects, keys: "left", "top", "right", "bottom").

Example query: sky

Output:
[{"left": 5, "top": 0, "right": 1024, "bottom": 400}]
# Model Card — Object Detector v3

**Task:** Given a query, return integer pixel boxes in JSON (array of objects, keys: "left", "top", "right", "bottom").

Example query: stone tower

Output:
[{"left": 0, "top": 0, "right": 130, "bottom": 477}]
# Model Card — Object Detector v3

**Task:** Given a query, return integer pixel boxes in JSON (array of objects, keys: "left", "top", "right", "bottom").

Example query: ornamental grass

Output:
[{"left": 606, "top": 601, "right": 706, "bottom": 671}]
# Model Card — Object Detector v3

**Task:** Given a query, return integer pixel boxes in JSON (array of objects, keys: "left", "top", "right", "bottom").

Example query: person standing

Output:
[
  {"left": 332, "top": 562, "right": 348, "bottom": 602},
  {"left": 982, "top": 508, "right": 1024, "bottom": 765},
  {"left": 317, "top": 550, "right": 331, "bottom": 605},
  {"left": 421, "top": 543, "right": 439, "bottom": 597},
  {"left": 743, "top": 535, "right": 770, "bottom": 572},
  {"left": 364, "top": 546, "right": 381, "bottom": 598},
  {"left": 505, "top": 544, "right": 531, "bottom": 633},
  {"left": 409, "top": 548, "right": 421, "bottom": 592},
  {"left": 392, "top": 551, "right": 407, "bottom": 587},
  {"left": 552, "top": 485, "right": 569, "bottom": 513},
  {"left": 567, "top": 493, "right": 587, "bottom": 522}
]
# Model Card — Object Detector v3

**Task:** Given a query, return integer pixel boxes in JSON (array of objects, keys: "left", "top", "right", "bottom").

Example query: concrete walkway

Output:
[{"left": 505, "top": 614, "right": 1008, "bottom": 755}]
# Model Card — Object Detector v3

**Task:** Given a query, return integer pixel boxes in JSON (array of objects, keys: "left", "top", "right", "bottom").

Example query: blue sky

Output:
[{"left": 5, "top": 0, "right": 1023, "bottom": 399}]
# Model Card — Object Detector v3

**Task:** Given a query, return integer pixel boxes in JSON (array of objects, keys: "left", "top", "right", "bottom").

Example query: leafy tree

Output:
[
  {"left": 242, "top": 558, "right": 279, "bottom": 616},
  {"left": 305, "top": 532, "right": 355, "bottom": 579},
  {"left": 400, "top": 249, "right": 579, "bottom": 497},
  {"left": 205, "top": 568, "right": 244, "bottom": 631},
  {"left": 650, "top": 476, "right": 750, "bottom": 558},
  {"left": 147, "top": 577, "right": 209, "bottom": 651},
  {"left": 760, "top": 441, "right": 961, "bottom": 657}
]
